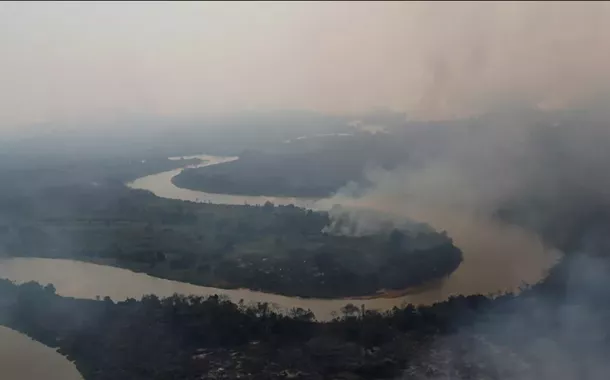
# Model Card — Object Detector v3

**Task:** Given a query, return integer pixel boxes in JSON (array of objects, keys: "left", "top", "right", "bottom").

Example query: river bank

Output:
[
  {"left": 127, "top": 154, "right": 561, "bottom": 305},
  {"left": 0, "top": 326, "right": 83, "bottom": 380},
  {"left": 0, "top": 153, "right": 561, "bottom": 318},
  {"left": 0, "top": 153, "right": 560, "bottom": 380}
]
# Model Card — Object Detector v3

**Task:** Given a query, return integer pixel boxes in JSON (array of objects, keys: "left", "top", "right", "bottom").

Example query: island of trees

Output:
[{"left": 0, "top": 178, "right": 462, "bottom": 298}]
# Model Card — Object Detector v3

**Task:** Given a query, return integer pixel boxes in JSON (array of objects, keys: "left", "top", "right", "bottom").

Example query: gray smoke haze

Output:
[
  {"left": 409, "top": 2, "right": 610, "bottom": 120},
  {"left": 322, "top": 106, "right": 610, "bottom": 238},
  {"left": 399, "top": 254, "right": 610, "bottom": 380},
  {"left": 313, "top": 106, "right": 610, "bottom": 309},
  {"left": 321, "top": 204, "right": 437, "bottom": 237},
  {"left": 310, "top": 4, "right": 610, "bottom": 377},
  {"left": 351, "top": 120, "right": 610, "bottom": 379},
  {"left": 2, "top": 2, "right": 610, "bottom": 128},
  {"left": 3, "top": 3, "right": 610, "bottom": 378},
  {"left": 306, "top": 2, "right": 610, "bottom": 234}
]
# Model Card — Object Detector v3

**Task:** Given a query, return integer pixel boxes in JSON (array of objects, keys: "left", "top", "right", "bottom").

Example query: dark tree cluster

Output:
[
  {"left": 172, "top": 136, "right": 407, "bottom": 198},
  {"left": 0, "top": 182, "right": 462, "bottom": 298},
  {"left": 2, "top": 245, "right": 610, "bottom": 380}
]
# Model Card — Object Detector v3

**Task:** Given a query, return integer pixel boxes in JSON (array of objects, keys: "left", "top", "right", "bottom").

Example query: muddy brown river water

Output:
[{"left": 0, "top": 154, "right": 561, "bottom": 379}]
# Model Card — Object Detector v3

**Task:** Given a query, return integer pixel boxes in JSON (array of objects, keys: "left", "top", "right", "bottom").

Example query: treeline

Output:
[
  {"left": 0, "top": 182, "right": 462, "bottom": 298},
  {"left": 0, "top": 153, "right": 201, "bottom": 198},
  {"left": 2, "top": 247, "right": 610, "bottom": 379},
  {"left": 172, "top": 134, "right": 408, "bottom": 198}
]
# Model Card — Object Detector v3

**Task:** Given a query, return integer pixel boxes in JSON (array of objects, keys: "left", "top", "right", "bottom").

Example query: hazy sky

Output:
[{"left": 1, "top": 1, "right": 610, "bottom": 128}]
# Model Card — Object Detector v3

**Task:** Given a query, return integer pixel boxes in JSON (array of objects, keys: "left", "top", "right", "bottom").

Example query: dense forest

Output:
[
  {"left": 172, "top": 133, "right": 408, "bottom": 198},
  {"left": 1, "top": 245, "right": 609, "bottom": 380},
  {"left": 4, "top": 108, "right": 609, "bottom": 378},
  {"left": 0, "top": 152, "right": 201, "bottom": 197},
  {"left": 0, "top": 177, "right": 462, "bottom": 298}
]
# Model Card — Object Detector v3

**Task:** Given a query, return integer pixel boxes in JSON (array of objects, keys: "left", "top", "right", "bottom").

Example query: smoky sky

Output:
[{"left": 1, "top": 2, "right": 610, "bottom": 129}]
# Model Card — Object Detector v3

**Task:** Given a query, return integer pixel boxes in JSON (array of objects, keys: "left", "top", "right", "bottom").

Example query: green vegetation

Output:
[
  {"left": 0, "top": 153, "right": 201, "bottom": 197},
  {"left": 0, "top": 181, "right": 462, "bottom": 298},
  {"left": 3, "top": 109, "right": 610, "bottom": 379},
  {"left": 2, "top": 247, "right": 608, "bottom": 380},
  {"left": 172, "top": 134, "right": 408, "bottom": 197}
]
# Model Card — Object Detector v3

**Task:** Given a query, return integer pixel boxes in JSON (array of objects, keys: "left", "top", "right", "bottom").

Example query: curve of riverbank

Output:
[
  {"left": 0, "top": 153, "right": 563, "bottom": 379},
  {"left": 0, "top": 197, "right": 561, "bottom": 322},
  {"left": 2, "top": 153, "right": 562, "bottom": 322},
  {"left": 128, "top": 154, "right": 320, "bottom": 208},
  {"left": 128, "top": 153, "right": 561, "bottom": 304},
  {"left": 0, "top": 326, "right": 83, "bottom": 380}
]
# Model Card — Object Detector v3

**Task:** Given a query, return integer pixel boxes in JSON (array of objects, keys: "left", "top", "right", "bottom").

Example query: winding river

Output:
[
  {"left": 0, "top": 154, "right": 561, "bottom": 378},
  {"left": 2, "top": 154, "right": 561, "bottom": 319},
  {"left": 129, "top": 154, "right": 321, "bottom": 208}
]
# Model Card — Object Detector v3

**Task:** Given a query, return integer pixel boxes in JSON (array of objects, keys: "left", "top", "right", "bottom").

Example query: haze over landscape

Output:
[
  {"left": 1, "top": 2, "right": 610, "bottom": 380},
  {"left": 2, "top": 1, "right": 610, "bottom": 130}
]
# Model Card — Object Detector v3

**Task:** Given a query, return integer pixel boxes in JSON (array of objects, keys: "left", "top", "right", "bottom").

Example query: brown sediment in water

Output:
[
  {"left": 345, "top": 278, "right": 446, "bottom": 300},
  {"left": 0, "top": 326, "right": 83, "bottom": 380},
  {"left": 2, "top": 154, "right": 558, "bottom": 323}
]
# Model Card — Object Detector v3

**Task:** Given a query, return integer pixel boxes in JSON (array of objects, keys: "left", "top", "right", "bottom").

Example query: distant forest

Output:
[{"left": 172, "top": 133, "right": 408, "bottom": 198}]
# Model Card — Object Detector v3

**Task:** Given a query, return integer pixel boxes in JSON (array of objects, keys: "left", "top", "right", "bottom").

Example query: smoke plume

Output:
[
  {"left": 406, "top": 2, "right": 610, "bottom": 120},
  {"left": 312, "top": 5, "right": 610, "bottom": 378}
]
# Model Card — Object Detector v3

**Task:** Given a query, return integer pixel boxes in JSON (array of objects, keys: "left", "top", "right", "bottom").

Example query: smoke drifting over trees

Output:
[
  {"left": 307, "top": 5, "right": 610, "bottom": 377},
  {"left": 3, "top": 3, "right": 610, "bottom": 379}
]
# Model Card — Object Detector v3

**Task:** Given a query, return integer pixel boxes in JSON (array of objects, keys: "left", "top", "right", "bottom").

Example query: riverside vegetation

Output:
[
  {"left": 0, "top": 180, "right": 462, "bottom": 298},
  {"left": 0, "top": 151, "right": 462, "bottom": 298},
  {"left": 1, "top": 248, "right": 608, "bottom": 380}
]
